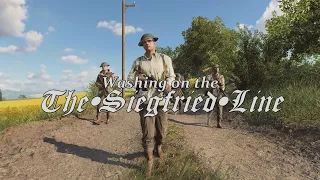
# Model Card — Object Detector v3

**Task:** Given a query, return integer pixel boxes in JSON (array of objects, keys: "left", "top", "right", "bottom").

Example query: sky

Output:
[{"left": 0, "top": 0, "right": 283, "bottom": 98}]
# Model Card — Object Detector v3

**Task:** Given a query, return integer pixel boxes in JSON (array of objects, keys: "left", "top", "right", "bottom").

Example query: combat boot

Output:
[
  {"left": 217, "top": 120, "right": 222, "bottom": 128},
  {"left": 93, "top": 114, "right": 100, "bottom": 125},
  {"left": 105, "top": 112, "right": 109, "bottom": 124},
  {"left": 146, "top": 151, "right": 154, "bottom": 178},
  {"left": 157, "top": 145, "right": 164, "bottom": 159}
]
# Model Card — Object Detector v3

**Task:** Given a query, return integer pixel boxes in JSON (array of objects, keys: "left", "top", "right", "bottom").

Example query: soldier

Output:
[
  {"left": 94, "top": 62, "right": 114, "bottom": 125},
  {"left": 172, "top": 73, "right": 184, "bottom": 114},
  {"left": 127, "top": 33, "right": 175, "bottom": 177},
  {"left": 205, "top": 63, "right": 225, "bottom": 128}
]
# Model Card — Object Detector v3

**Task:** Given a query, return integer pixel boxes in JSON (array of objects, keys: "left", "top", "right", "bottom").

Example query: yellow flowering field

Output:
[
  {"left": 0, "top": 92, "right": 88, "bottom": 108},
  {"left": 0, "top": 92, "right": 89, "bottom": 131},
  {"left": 0, "top": 90, "right": 136, "bottom": 132}
]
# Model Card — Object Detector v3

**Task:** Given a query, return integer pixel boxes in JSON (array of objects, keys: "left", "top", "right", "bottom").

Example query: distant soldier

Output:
[
  {"left": 94, "top": 62, "right": 114, "bottom": 124},
  {"left": 205, "top": 63, "right": 225, "bottom": 128},
  {"left": 172, "top": 73, "right": 184, "bottom": 114},
  {"left": 127, "top": 33, "right": 176, "bottom": 177}
]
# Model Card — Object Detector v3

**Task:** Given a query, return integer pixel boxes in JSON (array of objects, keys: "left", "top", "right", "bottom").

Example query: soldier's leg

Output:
[
  {"left": 95, "top": 94, "right": 104, "bottom": 124},
  {"left": 216, "top": 94, "right": 223, "bottom": 128},
  {"left": 207, "top": 98, "right": 213, "bottom": 125},
  {"left": 154, "top": 106, "right": 168, "bottom": 158},
  {"left": 104, "top": 93, "right": 110, "bottom": 124},
  {"left": 139, "top": 103, "right": 156, "bottom": 177},
  {"left": 178, "top": 100, "right": 182, "bottom": 114}
]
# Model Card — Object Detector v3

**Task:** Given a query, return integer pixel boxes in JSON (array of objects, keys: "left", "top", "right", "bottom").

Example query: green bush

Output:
[{"left": 242, "top": 64, "right": 320, "bottom": 128}]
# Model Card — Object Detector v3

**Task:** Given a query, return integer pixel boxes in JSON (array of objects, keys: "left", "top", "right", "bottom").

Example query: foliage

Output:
[
  {"left": 233, "top": 26, "right": 266, "bottom": 89},
  {"left": 18, "top": 95, "right": 27, "bottom": 99},
  {"left": 243, "top": 63, "right": 320, "bottom": 127},
  {"left": 0, "top": 89, "right": 2, "bottom": 101},
  {"left": 173, "top": 16, "right": 239, "bottom": 78},
  {"left": 265, "top": 0, "right": 320, "bottom": 60}
]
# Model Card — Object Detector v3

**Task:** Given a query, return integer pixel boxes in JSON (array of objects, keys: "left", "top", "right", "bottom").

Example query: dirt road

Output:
[
  {"left": 171, "top": 112, "right": 319, "bottom": 180},
  {"left": 0, "top": 103, "right": 319, "bottom": 180}
]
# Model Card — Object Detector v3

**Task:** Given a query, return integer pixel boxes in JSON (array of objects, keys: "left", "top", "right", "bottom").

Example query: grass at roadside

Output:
[
  {"left": 124, "top": 123, "right": 229, "bottom": 180},
  {"left": 241, "top": 84, "right": 320, "bottom": 128}
]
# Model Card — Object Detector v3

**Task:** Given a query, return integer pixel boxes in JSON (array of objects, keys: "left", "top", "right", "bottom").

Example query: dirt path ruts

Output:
[
  {"left": 169, "top": 111, "right": 319, "bottom": 180},
  {"left": 0, "top": 103, "right": 319, "bottom": 180}
]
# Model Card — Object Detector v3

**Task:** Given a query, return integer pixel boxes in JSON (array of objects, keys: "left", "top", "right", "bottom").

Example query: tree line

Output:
[{"left": 157, "top": 0, "right": 320, "bottom": 90}]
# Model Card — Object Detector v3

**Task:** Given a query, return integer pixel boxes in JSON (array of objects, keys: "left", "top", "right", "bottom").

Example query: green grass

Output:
[
  {"left": 124, "top": 124, "right": 231, "bottom": 180},
  {"left": 236, "top": 64, "right": 320, "bottom": 129},
  {"left": 241, "top": 84, "right": 320, "bottom": 128}
]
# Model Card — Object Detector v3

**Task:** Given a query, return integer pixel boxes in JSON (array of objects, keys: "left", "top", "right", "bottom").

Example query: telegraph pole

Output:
[{"left": 122, "top": 0, "right": 135, "bottom": 98}]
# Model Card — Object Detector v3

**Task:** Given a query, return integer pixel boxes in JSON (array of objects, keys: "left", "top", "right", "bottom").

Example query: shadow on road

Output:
[
  {"left": 43, "top": 137, "right": 142, "bottom": 169},
  {"left": 168, "top": 118, "right": 209, "bottom": 128},
  {"left": 73, "top": 114, "right": 100, "bottom": 125}
]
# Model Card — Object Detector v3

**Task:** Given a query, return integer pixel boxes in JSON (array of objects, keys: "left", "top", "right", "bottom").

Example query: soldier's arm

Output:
[
  {"left": 205, "top": 74, "right": 211, "bottom": 82},
  {"left": 164, "top": 55, "right": 176, "bottom": 87},
  {"left": 220, "top": 75, "right": 226, "bottom": 91},
  {"left": 127, "top": 59, "right": 138, "bottom": 82},
  {"left": 95, "top": 75, "right": 104, "bottom": 89}
]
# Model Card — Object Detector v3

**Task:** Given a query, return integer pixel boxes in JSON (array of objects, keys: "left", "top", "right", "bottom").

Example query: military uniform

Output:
[
  {"left": 127, "top": 33, "right": 176, "bottom": 177},
  {"left": 205, "top": 64, "right": 225, "bottom": 128},
  {"left": 172, "top": 73, "right": 184, "bottom": 114},
  {"left": 95, "top": 62, "right": 114, "bottom": 124}
]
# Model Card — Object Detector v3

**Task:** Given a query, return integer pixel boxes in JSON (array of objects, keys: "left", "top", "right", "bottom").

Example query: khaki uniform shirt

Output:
[
  {"left": 205, "top": 73, "right": 225, "bottom": 97},
  {"left": 127, "top": 52, "right": 176, "bottom": 106}
]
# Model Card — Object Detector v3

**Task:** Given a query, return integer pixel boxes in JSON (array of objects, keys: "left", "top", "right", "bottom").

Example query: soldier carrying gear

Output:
[
  {"left": 171, "top": 73, "right": 185, "bottom": 114},
  {"left": 127, "top": 33, "right": 176, "bottom": 178},
  {"left": 205, "top": 63, "right": 225, "bottom": 128},
  {"left": 94, "top": 62, "right": 114, "bottom": 125}
]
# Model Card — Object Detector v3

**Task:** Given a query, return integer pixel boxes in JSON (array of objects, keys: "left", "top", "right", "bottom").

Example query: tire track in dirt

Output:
[{"left": 168, "top": 110, "right": 320, "bottom": 180}]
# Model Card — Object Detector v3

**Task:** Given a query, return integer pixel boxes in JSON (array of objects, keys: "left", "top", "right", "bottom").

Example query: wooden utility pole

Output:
[{"left": 122, "top": 0, "right": 135, "bottom": 98}]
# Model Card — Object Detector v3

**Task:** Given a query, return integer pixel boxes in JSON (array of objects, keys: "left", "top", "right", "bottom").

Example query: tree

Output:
[
  {"left": 232, "top": 24, "right": 287, "bottom": 89},
  {"left": 265, "top": 0, "right": 320, "bottom": 60},
  {"left": 156, "top": 46, "right": 176, "bottom": 59},
  {"left": 233, "top": 25, "right": 266, "bottom": 89},
  {"left": 0, "top": 89, "right": 2, "bottom": 101},
  {"left": 18, "top": 95, "right": 27, "bottom": 99},
  {"left": 156, "top": 45, "right": 185, "bottom": 75},
  {"left": 177, "top": 16, "right": 239, "bottom": 78}
]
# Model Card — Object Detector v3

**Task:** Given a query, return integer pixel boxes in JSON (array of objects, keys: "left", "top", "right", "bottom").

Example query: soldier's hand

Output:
[
  {"left": 138, "top": 74, "right": 146, "bottom": 80},
  {"left": 165, "top": 84, "right": 171, "bottom": 93}
]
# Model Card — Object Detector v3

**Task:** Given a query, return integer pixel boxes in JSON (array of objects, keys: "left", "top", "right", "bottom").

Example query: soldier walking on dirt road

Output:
[
  {"left": 127, "top": 33, "right": 176, "bottom": 177},
  {"left": 205, "top": 63, "right": 225, "bottom": 128},
  {"left": 94, "top": 62, "right": 114, "bottom": 125}
]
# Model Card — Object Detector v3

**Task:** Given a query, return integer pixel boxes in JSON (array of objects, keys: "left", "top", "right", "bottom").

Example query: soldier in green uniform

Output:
[
  {"left": 205, "top": 63, "right": 225, "bottom": 128},
  {"left": 127, "top": 33, "right": 176, "bottom": 177},
  {"left": 94, "top": 62, "right": 114, "bottom": 124}
]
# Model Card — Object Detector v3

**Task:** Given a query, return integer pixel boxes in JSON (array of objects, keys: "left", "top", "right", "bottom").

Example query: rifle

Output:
[
  {"left": 204, "top": 78, "right": 234, "bottom": 105},
  {"left": 133, "top": 67, "right": 169, "bottom": 95}
]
